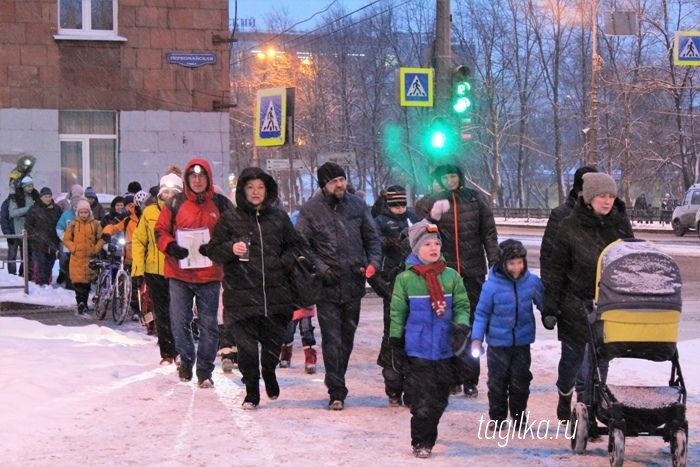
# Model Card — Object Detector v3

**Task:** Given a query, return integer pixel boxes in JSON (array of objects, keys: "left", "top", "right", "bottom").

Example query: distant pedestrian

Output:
[
  {"left": 634, "top": 192, "right": 651, "bottom": 224},
  {"left": 84, "top": 187, "right": 105, "bottom": 222},
  {"left": 9, "top": 176, "right": 40, "bottom": 277},
  {"left": 296, "top": 162, "right": 382, "bottom": 410},
  {"left": 25, "top": 187, "right": 61, "bottom": 286},
  {"left": 389, "top": 219, "right": 470, "bottom": 458}
]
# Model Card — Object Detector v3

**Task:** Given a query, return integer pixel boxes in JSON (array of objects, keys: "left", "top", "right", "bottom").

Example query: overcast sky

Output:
[{"left": 230, "top": 0, "right": 379, "bottom": 31}]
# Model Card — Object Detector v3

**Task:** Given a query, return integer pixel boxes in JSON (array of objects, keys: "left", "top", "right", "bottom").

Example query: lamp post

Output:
[{"left": 587, "top": 0, "right": 601, "bottom": 167}]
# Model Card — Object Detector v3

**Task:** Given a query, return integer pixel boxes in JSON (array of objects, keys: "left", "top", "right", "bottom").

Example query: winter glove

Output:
[
  {"left": 132, "top": 275, "right": 143, "bottom": 289},
  {"left": 542, "top": 315, "right": 558, "bottom": 330},
  {"left": 198, "top": 243, "right": 210, "bottom": 257},
  {"left": 389, "top": 337, "right": 406, "bottom": 374},
  {"left": 363, "top": 264, "right": 377, "bottom": 279},
  {"left": 320, "top": 267, "right": 340, "bottom": 286},
  {"left": 100, "top": 233, "right": 111, "bottom": 243},
  {"left": 166, "top": 242, "right": 189, "bottom": 260},
  {"left": 451, "top": 324, "right": 470, "bottom": 356},
  {"left": 429, "top": 199, "right": 450, "bottom": 221}
]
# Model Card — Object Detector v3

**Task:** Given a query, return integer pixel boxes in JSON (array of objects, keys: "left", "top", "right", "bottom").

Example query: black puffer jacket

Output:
[
  {"left": 25, "top": 199, "right": 62, "bottom": 254},
  {"left": 373, "top": 202, "right": 422, "bottom": 282},
  {"left": 208, "top": 167, "right": 301, "bottom": 321},
  {"left": 296, "top": 189, "right": 382, "bottom": 304},
  {"left": 542, "top": 198, "right": 634, "bottom": 343},
  {"left": 418, "top": 167, "right": 499, "bottom": 278},
  {"left": 539, "top": 190, "right": 577, "bottom": 288}
]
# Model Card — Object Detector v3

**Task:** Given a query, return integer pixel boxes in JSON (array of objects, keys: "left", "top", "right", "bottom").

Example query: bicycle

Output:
[{"left": 90, "top": 234, "right": 132, "bottom": 324}]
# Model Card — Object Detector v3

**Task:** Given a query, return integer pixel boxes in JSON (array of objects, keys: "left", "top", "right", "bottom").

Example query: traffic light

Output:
[
  {"left": 452, "top": 79, "right": 472, "bottom": 115},
  {"left": 423, "top": 116, "right": 456, "bottom": 158},
  {"left": 452, "top": 66, "right": 474, "bottom": 141}
]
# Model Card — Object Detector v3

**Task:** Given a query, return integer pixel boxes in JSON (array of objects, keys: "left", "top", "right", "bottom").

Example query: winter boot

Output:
[
  {"left": 243, "top": 380, "right": 260, "bottom": 409},
  {"left": 303, "top": 346, "right": 317, "bottom": 374},
  {"left": 220, "top": 348, "right": 238, "bottom": 373},
  {"left": 178, "top": 360, "right": 193, "bottom": 382},
  {"left": 557, "top": 388, "right": 574, "bottom": 421},
  {"left": 278, "top": 344, "right": 293, "bottom": 368},
  {"left": 262, "top": 369, "right": 280, "bottom": 400},
  {"left": 464, "top": 384, "right": 479, "bottom": 398}
]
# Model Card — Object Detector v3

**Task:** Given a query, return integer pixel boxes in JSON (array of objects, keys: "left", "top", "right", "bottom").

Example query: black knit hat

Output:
[
  {"left": 127, "top": 181, "right": 142, "bottom": 194},
  {"left": 573, "top": 166, "right": 597, "bottom": 193},
  {"left": 39, "top": 186, "right": 52, "bottom": 196},
  {"left": 385, "top": 185, "right": 407, "bottom": 207},
  {"left": 317, "top": 162, "right": 346, "bottom": 188}
]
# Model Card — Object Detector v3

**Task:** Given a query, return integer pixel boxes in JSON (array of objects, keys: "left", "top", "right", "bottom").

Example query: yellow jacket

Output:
[{"left": 131, "top": 200, "right": 166, "bottom": 277}]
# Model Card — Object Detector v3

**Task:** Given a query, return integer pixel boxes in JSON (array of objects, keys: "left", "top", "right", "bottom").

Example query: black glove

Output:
[
  {"left": 451, "top": 324, "right": 471, "bottom": 356},
  {"left": 320, "top": 267, "right": 340, "bottom": 286},
  {"left": 100, "top": 233, "right": 111, "bottom": 243},
  {"left": 132, "top": 276, "right": 143, "bottom": 289},
  {"left": 389, "top": 337, "right": 406, "bottom": 374},
  {"left": 166, "top": 242, "right": 189, "bottom": 260},
  {"left": 198, "top": 243, "right": 210, "bottom": 257},
  {"left": 543, "top": 315, "right": 558, "bottom": 330}
]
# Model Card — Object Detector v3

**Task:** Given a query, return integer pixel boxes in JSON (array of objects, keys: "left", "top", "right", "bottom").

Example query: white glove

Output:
[{"left": 430, "top": 199, "right": 450, "bottom": 221}]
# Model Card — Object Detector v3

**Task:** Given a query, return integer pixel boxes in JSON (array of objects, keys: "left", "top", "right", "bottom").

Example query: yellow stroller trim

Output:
[{"left": 601, "top": 309, "right": 681, "bottom": 343}]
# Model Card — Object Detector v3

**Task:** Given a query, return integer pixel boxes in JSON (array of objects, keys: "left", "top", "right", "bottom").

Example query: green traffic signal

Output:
[
  {"left": 453, "top": 80, "right": 472, "bottom": 114},
  {"left": 431, "top": 129, "right": 447, "bottom": 149},
  {"left": 424, "top": 116, "right": 456, "bottom": 158}
]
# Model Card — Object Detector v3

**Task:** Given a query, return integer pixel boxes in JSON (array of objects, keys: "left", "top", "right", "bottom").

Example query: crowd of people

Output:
[{"left": 1, "top": 159, "right": 636, "bottom": 459}]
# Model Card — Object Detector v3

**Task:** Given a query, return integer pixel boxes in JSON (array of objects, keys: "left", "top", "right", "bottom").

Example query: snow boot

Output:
[
  {"left": 278, "top": 344, "right": 293, "bottom": 368},
  {"left": 557, "top": 388, "right": 573, "bottom": 421},
  {"left": 221, "top": 349, "right": 238, "bottom": 373},
  {"left": 262, "top": 369, "right": 280, "bottom": 400},
  {"left": 412, "top": 445, "right": 432, "bottom": 458},
  {"left": 303, "top": 346, "right": 317, "bottom": 374},
  {"left": 243, "top": 379, "right": 260, "bottom": 409},
  {"left": 178, "top": 360, "right": 193, "bottom": 382},
  {"left": 464, "top": 384, "right": 479, "bottom": 398}
]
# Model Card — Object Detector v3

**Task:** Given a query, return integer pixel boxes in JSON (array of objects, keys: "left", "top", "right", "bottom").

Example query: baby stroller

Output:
[{"left": 570, "top": 239, "right": 687, "bottom": 467}]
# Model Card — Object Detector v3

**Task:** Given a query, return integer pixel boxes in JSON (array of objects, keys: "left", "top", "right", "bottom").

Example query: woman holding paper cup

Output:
[{"left": 208, "top": 166, "right": 309, "bottom": 410}]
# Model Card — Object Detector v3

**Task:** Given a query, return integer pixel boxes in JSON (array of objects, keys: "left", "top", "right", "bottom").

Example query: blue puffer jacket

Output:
[{"left": 471, "top": 264, "right": 544, "bottom": 347}]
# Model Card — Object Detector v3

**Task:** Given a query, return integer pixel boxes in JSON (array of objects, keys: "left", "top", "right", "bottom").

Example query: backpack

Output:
[
  {"left": 167, "top": 192, "right": 232, "bottom": 230},
  {"left": 1, "top": 196, "right": 13, "bottom": 235}
]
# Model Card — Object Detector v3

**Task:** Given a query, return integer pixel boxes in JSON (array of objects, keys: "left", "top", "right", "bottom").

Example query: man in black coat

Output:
[
  {"left": 25, "top": 187, "right": 62, "bottom": 285},
  {"left": 417, "top": 164, "right": 499, "bottom": 398},
  {"left": 296, "top": 162, "right": 382, "bottom": 410}
]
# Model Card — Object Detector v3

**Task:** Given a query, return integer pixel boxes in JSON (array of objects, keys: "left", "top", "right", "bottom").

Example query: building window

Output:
[
  {"left": 56, "top": 0, "right": 125, "bottom": 41},
  {"left": 59, "top": 111, "right": 118, "bottom": 194}
]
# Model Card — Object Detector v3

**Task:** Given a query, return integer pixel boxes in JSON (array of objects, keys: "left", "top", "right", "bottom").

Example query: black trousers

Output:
[
  {"left": 377, "top": 297, "right": 408, "bottom": 401},
  {"left": 232, "top": 314, "right": 289, "bottom": 390},
  {"left": 145, "top": 273, "right": 177, "bottom": 359},
  {"left": 73, "top": 282, "right": 91, "bottom": 308},
  {"left": 316, "top": 299, "right": 361, "bottom": 402},
  {"left": 486, "top": 345, "right": 532, "bottom": 422},
  {"left": 407, "top": 357, "right": 452, "bottom": 448},
  {"left": 452, "top": 275, "right": 484, "bottom": 386}
]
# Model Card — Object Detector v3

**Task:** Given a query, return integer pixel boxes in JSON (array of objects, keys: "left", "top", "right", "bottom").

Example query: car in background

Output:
[{"left": 671, "top": 183, "right": 700, "bottom": 236}]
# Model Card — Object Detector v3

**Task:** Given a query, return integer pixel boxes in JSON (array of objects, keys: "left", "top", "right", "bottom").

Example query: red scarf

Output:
[{"left": 411, "top": 261, "right": 447, "bottom": 316}]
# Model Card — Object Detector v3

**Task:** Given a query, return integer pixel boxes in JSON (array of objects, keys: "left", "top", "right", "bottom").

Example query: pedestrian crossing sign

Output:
[
  {"left": 674, "top": 31, "right": 700, "bottom": 66},
  {"left": 255, "top": 87, "right": 287, "bottom": 146},
  {"left": 399, "top": 67, "right": 433, "bottom": 107}
]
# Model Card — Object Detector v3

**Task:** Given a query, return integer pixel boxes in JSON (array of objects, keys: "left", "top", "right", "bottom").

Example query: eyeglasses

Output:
[{"left": 425, "top": 224, "right": 439, "bottom": 233}]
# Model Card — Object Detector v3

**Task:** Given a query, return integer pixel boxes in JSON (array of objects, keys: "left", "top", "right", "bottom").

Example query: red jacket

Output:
[{"left": 155, "top": 158, "right": 224, "bottom": 283}]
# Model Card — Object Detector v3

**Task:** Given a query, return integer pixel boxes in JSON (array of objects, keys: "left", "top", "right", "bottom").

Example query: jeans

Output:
[
  {"left": 145, "top": 273, "right": 177, "bottom": 359},
  {"left": 169, "top": 279, "right": 220, "bottom": 380},
  {"left": 556, "top": 340, "right": 586, "bottom": 396},
  {"left": 282, "top": 316, "right": 316, "bottom": 347},
  {"left": 486, "top": 345, "right": 532, "bottom": 422},
  {"left": 316, "top": 299, "right": 361, "bottom": 401}
]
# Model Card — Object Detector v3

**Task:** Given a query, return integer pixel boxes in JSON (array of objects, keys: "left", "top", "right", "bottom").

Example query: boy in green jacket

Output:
[{"left": 390, "top": 219, "right": 471, "bottom": 458}]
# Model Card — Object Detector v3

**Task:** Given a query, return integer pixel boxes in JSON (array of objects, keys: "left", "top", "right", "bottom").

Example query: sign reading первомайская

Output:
[{"left": 166, "top": 52, "right": 217, "bottom": 68}]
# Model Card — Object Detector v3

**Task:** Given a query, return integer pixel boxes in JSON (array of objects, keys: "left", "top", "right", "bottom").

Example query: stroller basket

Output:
[{"left": 594, "top": 239, "right": 682, "bottom": 361}]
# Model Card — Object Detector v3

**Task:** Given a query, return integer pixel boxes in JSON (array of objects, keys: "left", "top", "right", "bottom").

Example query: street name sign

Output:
[
  {"left": 166, "top": 52, "right": 217, "bottom": 68},
  {"left": 399, "top": 67, "right": 433, "bottom": 107},
  {"left": 266, "top": 159, "right": 305, "bottom": 171}
]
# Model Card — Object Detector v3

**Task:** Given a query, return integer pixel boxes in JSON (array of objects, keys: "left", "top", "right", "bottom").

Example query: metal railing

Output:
[{"left": 0, "top": 231, "right": 29, "bottom": 295}]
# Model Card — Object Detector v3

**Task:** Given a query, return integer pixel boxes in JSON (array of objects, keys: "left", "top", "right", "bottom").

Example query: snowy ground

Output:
[{"left": 0, "top": 264, "right": 697, "bottom": 466}]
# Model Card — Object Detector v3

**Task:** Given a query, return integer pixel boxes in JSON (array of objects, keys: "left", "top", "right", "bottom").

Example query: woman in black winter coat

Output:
[
  {"left": 208, "top": 167, "right": 305, "bottom": 410},
  {"left": 25, "top": 187, "right": 62, "bottom": 285},
  {"left": 541, "top": 173, "right": 634, "bottom": 422}
]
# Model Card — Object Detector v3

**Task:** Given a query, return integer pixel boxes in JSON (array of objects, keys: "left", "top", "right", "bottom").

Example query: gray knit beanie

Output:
[
  {"left": 582, "top": 172, "right": 617, "bottom": 204},
  {"left": 408, "top": 219, "right": 441, "bottom": 256}
]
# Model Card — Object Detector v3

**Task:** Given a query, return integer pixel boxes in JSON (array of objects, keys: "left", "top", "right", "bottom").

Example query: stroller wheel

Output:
[
  {"left": 570, "top": 402, "right": 589, "bottom": 454},
  {"left": 608, "top": 427, "right": 625, "bottom": 467},
  {"left": 670, "top": 429, "right": 688, "bottom": 467}
]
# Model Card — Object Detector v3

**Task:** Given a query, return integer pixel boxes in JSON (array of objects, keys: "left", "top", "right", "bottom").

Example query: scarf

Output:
[{"left": 411, "top": 261, "right": 447, "bottom": 316}]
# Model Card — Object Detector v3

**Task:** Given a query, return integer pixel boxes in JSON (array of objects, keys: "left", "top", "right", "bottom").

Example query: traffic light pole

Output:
[{"left": 434, "top": 0, "right": 451, "bottom": 116}]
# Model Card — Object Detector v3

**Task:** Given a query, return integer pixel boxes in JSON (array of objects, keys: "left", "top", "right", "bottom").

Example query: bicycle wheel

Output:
[
  {"left": 112, "top": 271, "right": 132, "bottom": 325},
  {"left": 94, "top": 270, "right": 112, "bottom": 320}
]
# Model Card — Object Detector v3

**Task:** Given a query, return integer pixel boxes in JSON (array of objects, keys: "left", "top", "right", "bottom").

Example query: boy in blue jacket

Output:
[
  {"left": 390, "top": 220, "right": 471, "bottom": 458},
  {"left": 471, "top": 239, "right": 544, "bottom": 430}
]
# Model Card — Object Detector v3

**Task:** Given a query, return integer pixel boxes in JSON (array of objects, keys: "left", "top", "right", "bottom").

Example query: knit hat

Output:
[
  {"left": 20, "top": 176, "right": 33, "bottom": 187},
  {"left": 582, "top": 172, "right": 617, "bottom": 204},
  {"left": 127, "top": 181, "right": 142, "bottom": 194},
  {"left": 159, "top": 173, "right": 183, "bottom": 195},
  {"left": 39, "top": 186, "right": 52, "bottom": 196},
  {"left": 408, "top": 219, "right": 441, "bottom": 256},
  {"left": 70, "top": 184, "right": 84, "bottom": 198},
  {"left": 317, "top": 162, "right": 346, "bottom": 188},
  {"left": 84, "top": 187, "right": 97, "bottom": 199},
  {"left": 572, "top": 166, "right": 597, "bottom": 193},
  {"left": 385, "top": 185, "right": 407, "bottom": 207},
  {"left": 75, "top": 198, "right": 91, "bottom": 214}
]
